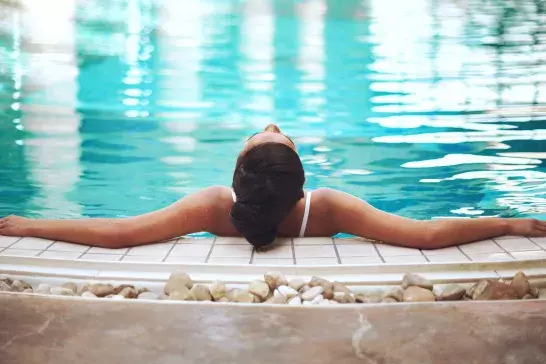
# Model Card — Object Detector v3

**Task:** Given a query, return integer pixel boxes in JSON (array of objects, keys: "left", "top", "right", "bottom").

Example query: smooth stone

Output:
[
  {"left": 169, "top": 286, "right": 195, "bottom": 301},
  {"left": 403, "top": 287, "right": 435, "bottom": 302},
  {"left": 264, "top": 295, "right": 286, "bottom": 304},
  {"left": 0, "top": 281, "right": 13, "bottom": 292},
  {"left": 309, "top": 276, "right": 334, "bottom": 299},
  {"left": 523, "top": 294, "right": 537, "bottom": 300},
  {"left": 288, "top": 278, "right": 306, "bottom": 292},
  {"left": 113, "top": 284, "right": 135, "bottom": 295},
  {"left": 210, "top": 281, "right": 227, "bottom": 301},
  {"left": 383, "top": 287, "right": 404, "bottom": 302},
  {"left": 381, "top": 297, "right": 398, "bottom": 304},
  {"left": 217, "top": 297, "right": 230, "bottom": 303},
  {"left": 11, "top": 279, "right": 31, "bottom": 292},
  {"left": 190, "top": 285, "right": 212, "bottom": 301},
  {"left": 436, "top": 284, "right": 466, "bottom": 301},
  {"left": 301, "top": 286, "right": 324, "bottom": 301},
  {"left": 529, "top": 286, "right": 539, "bottom": 298},
  {"left": 137, "top": 292, "right": 159, "bottom": 300},
  {"left": 61, "top": 282, "right": 78, "bottom": 293},
  {"left": 299, "top": 285, "right": 311, "bottom": 294},
  {"left": 469, "top": 280, "right": 490, "bottom": 300},
  {"left": 402, "top": 273, "right": 433, "bottom": 291},
  {"left": 318, "top": 299, "right": 331, "bottom": 305},
  {"left": 36, "top": 284, "right": 51, "bottom": 295},
  {"left": 355, "top": 294, "right": 382, "bottom": 304},
  {"left": 165, "top": 272, "right": 193, "bottom": 295},
  {"left": 511, "top": 271, "right": 530, "bottom": 299},
  {"left": 158, "top": 294, "right": 169, "bottom": 300},
  {"left": 81, "top": 292, "right": 97, "bottom": 298},
  {"left": 288, "top": 296, "right": 302, "bottom": 305},
  {"left": 277, "top": 285, "right": 298, "bottom": 300},
  {"left": 111, "top": 295, "right": 125, "bottom": 300},
  {"left": 333, "top": 282, "right": 351, "bottom": 294},
  {"left": 88, "top": 284, "right": 115, "bottom": 298},
  {"left": 333, "top": 291, "right": 355, "bottom": 304},
  {"left": 137, "top": 287, "right": 149, "bottom": 295},
  {"left": 50, "top": 287, "right": 77, "bottom": 296},
  {"left": 118, "top": 287, "right": 139, "bottom": 299},
  {"left": 310, "top": 295, "right": 324, "bottom": 304},
  {"left": 309, "top": 276, "right": 330, "bottom": 288},
  {"left": 226, "top": 289, "right": 254, "bottom": 303},
  {"left": 248, "top": 280, "right": 270, "bottom": 301},
  {"left": 22, "top": 288, "right": 33, "bottom": 293},
  {"left": 77, "top": 283, "right": 91, "bottom": 295},
  {"left": 473, "top": 281, "right": 519, "bottom": 301},
  {"left": 264, "top": 271, "right": 288, "bottom": 291},
  {"left": 0, "top": 276, "right": 13, "bottom": 285}
]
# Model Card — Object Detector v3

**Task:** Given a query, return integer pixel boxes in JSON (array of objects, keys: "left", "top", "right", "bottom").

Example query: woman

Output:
[{"left": 1, "top": 124, "right": 545, "bottom": 250}]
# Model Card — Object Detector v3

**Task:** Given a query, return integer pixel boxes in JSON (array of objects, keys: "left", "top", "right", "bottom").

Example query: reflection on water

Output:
[{"left": 0, "top": 0, "right": 545, "bottom": 223}]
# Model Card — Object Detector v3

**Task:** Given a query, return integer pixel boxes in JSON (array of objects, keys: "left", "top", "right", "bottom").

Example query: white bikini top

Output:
[{"left": 231, "top": 189, "right": 313, "bottom": 238}]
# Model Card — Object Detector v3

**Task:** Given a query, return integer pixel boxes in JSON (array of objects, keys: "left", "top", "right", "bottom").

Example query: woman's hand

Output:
[
  {"left": 0, "top": 215, "right": 31, "bottom": 237},
  {"left": 506, "top": 218, "right": 546, "bottom": 237}
]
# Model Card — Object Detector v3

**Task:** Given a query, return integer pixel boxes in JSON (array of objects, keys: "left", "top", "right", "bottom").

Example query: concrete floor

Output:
[{"left": 1, "top": 293, "right": 546, "bottom": 364}]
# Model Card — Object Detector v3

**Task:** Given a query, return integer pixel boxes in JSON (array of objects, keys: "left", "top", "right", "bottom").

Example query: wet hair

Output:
[{"left": 230, "top": 142, "right": 305, "bottom": 249}]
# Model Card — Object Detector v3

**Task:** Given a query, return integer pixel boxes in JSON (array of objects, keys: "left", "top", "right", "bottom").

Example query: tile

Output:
[
  {"left": 252, "top": 258, "right": 294, "bottom": 265},
  {"left": 207, "top": 257, "right": 250, "bottom": 264},
  {"left": 423, "top": 246, "right": 463, "bottom": 256},
  {"left": 530, "top": 237, "right": 546, "bottom": 248},
  {"left": 494, "top": 238, "right": 539, "bottom": 252},
  {"left": 47, "top": 242, "right": 88, "bottom": 253},
  {"left": 336, "top": 243, "right": 378, "bottom": 257},
  {"left": 375, "top": 244, "right": 422, "bottom": 256},
  {"left": 209, "top": 244, "right": 253, "bottom": 258},
  {"left": 0, "top": 236, "right": 21, "bottom": 248},
  {"left": 459, "top": 240, "right": 503, "bottom": 255},
  {"left": 334, "top": 237, "right": 376, "bottom": 245},
  {"left": 424, "top": 254, "right": 470, "bottom": 263},
  {"left": 214, "top": 237, "right": 249, "bottom": 245},
  {"left": 177, "top": 238, "right": 216, "bottom": 245},
  {"left": 296, "top": 257, "right": 339, "bottom": 265},
  {"left": 126, "top": 242, "right": 174, "bottom": 256},
  {"left": 169, "top": 244, "right": 212, "bottom": 257},
  {"left": 511, "top": 250, "right": 546, "bottom": 260},
  {"left": 122, "top": 255, "right": 165, "bottom": 262},
  {"left": 467, "top": 253, "right": 513, "bottom": 262},
  {"left": 164, "top": 256, "right": 207, "bottom": 263},
  {"left": 11, "top": 237, "right": 54, "bottom": 250},
  {"left": 494, "top": 235, "right": 526, "bottom": 240},
  {"left": 253, "top": 245, "right": 293, "bottom": 259},
  {"left": 87, "top": 246, "right": 129, "bottom": 255},
  {"left": 383, "top": 255, "right": 428, "bottom": 264},
  {"left": 266, "top": 238, "right": 292, "bottom": 247},
  {"left": 0, "top": 249, "right": 40, "bottom": 257},
  {"left": 340, "top": 256, "right": 383, "bottom": 264},
  {"left": 38, "top": 251, "right": 82, "bottom": 259},
  {"left": 293, "top": 237, "right": 333, "bottom": 245},
  {"left": 79, "top": 253, "right": 122, "bottom": 262},
  {"left": 294, "top": 245, "right": 337, "bottom": 258}
]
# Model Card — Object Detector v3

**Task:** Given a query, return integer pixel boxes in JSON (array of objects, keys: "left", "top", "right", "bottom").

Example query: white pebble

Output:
[
  {"left": 81, "top": 292, "right": 97, "bottom": 298},
  {"left": 288, "top": 296, "right": 302, "bottom": 305},
  {"left": 311, "top": 294, "right": 324, "bottom": 304},
  {"left": 277, "top": 285, "right": 298, "bottom": 300},
  {"left": 36, "top": 284, "right": 51, "bottom": 295},
  {"left": 50, "top": 287, "right": 76, "bottom": 296},
  {"left": 111, "top": 295, "right": 125, "bottom": 300},
  {"left": 301, "top": 286, "right": 324, "bottom": 301}
]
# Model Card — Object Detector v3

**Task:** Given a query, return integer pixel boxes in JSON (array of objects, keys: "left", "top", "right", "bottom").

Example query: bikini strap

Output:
[
  {"left": 299, "top": 191, "right": 312, "bottom": 238},
  {"left": 231, "top": 188, "right": 236, "bottom": 202}
]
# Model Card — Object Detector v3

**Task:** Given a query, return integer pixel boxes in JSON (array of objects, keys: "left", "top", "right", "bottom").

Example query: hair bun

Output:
[{"left": 230, "top": 201, "right": 277, "bottom": 248}]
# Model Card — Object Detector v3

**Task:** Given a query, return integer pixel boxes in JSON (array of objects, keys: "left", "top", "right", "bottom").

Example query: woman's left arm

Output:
[{"left": 321, "top": 188, "right": 546, "bottom": 249}]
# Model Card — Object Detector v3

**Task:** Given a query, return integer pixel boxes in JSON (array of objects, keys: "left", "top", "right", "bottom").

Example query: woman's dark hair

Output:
[{"left": 230, "top": 142, "right": 305, "bottom": 249}]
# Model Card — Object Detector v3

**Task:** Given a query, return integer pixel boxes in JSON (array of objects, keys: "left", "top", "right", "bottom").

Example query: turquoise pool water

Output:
[{"left": 1, "top": 0, "right": 545, "bottom": 228}]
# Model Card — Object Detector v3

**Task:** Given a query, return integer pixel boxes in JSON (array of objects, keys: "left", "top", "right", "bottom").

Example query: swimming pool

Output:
[{"left": 0, "top": 0, "right": 545, "bottom": 228}]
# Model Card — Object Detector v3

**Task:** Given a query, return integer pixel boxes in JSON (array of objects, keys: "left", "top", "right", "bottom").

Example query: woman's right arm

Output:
[{"left": 0, "top": 186, "right": 225, "bottom": 248}]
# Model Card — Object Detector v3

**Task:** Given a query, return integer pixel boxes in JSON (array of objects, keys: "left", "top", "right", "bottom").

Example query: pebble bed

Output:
[{"left": 0, "top": 271, "right": 543, "bottom": 304}]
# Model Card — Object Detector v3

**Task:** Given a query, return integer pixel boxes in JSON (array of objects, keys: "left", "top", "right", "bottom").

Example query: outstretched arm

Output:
[
  {"left": 324, "top": 189, "right": 546, "bottom": 249},
  {"left": 0, "top": 186, "right": 223, "bottom": 248}
]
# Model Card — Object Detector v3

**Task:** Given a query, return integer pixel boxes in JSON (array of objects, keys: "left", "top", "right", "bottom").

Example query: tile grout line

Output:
[
  {"left": 77, "top": 246, "right": 93, "bottom": 260},
  {"left": 456, "top": 246, "right": 472, "bottom": 261},
  {"left": 161, "top": 238, "right": 179, "bottom": 263},
  {"left": 291, "top": 237, "right": 296, "bottom": 265},
  {"left": 118, "top": 243, "right": 133, "bottom": 262},
  {"left": 0, "top": 236, "right": 24, "bottom": 253},
  {"left": 249, "top": 247, "right": 256, "bottom": 265},
  {"left": 372, "top": 243, "right": 386, "bottom": 263},
  {"left": 491, "top": 239, "right": 516, "bottom": 259},
  {"left": 331, "top": 238, "right": 342, "bottom": 265},
  {"left": 418, "top": 249, "right": 430, "bottom": 262},
  {"left": 36, "top": 240, "right": 57, "bottom": 257},
  {"left": 204, "top": 237, "right": 217, "bottom": 263}
]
